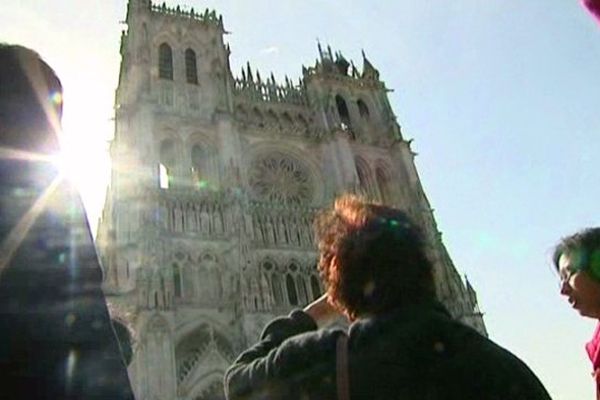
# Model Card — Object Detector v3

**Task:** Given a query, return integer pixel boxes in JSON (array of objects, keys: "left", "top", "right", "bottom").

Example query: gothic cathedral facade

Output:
[{"left": 96, "top": 1, "right": 486, "bottom": 399}]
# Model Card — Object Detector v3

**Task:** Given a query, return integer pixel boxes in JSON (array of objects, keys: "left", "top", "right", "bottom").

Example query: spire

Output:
[
  {"left": 246, "top": 62, "right": 253, "bottom": 82},
  {"left": 351, "top": 60, "right": 358, "bottom": 78},
  {"left": 464, "top": 275, "right": 479, "bottom": 308},
  {"left": 361, "top": 49, "right": 380, "bottom": 80},
  {"left": 334, "top": 51, "right": 349, "bottom": 75},
  {"left": 317, "top": 39, "right": 323, "bottom": 60}
]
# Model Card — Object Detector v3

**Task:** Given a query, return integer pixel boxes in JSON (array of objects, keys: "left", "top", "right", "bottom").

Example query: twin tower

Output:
[{"left": 96, "top": 1, "right": 486, "bottom": 399}]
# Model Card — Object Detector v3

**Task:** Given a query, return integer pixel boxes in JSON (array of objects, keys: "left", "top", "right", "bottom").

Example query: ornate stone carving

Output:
[{"left": 248, "top": 153, "right": 314, "bottom": 205}]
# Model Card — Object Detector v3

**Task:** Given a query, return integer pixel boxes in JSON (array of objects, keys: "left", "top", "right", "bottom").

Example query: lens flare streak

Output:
[{"left": 0, "top": 173, "right": 63, "bottom": 277}]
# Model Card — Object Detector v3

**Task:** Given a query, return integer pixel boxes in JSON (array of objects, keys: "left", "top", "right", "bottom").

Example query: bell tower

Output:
[{"left": 303, "top": 44, "right": 400, "bottom": 145}]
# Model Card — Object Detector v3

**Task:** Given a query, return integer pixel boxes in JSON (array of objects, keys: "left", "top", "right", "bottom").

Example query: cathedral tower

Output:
[{"left": 97, "top": 2, "right": 486, "bottom": 399}]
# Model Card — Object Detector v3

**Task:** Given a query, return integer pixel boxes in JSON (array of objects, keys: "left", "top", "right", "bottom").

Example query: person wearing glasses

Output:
[
  {"left": 554, "top": 228, "right": 600, "bottom": 399},
  {"left": 225, "top": 195, "right": 551, "bottom": 400}
]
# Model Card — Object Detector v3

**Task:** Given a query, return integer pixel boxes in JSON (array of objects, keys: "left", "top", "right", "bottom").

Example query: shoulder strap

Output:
[{"left": 336, "top": 333, "right": 350, "bottom": 400}]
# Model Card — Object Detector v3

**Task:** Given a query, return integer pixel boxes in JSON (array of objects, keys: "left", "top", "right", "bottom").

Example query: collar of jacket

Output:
[{"left": 348, "top": 299, "right": 452, "bottom": 335}]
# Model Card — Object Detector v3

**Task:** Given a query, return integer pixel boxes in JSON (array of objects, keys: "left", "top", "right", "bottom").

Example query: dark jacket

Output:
[
  {"left": 225, "top": 301, "right": 552, "bottom": 400},
  {"left": 0, "top": 162, "right": 134, "bottom": 400}
]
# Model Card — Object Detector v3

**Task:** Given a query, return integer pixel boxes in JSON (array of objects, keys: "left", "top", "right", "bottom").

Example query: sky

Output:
[{"left": 2, "top": 1, "right": 599, "bottom": 399}]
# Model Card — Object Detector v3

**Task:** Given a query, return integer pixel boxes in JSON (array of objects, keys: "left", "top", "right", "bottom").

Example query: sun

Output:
[
  {"left": 58, "top": 86, "right": 113, "bottom": 234},
  {"left": 57, "top": 133, "right": 110, "bottom": 229}
]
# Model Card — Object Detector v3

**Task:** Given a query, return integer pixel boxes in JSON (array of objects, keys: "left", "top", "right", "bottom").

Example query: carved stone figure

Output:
[{"left": 200, "top": 205, "right": 209, "bottom": 234}]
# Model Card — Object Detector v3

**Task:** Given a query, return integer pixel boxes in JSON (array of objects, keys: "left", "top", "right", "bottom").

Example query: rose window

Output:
[{"left": 249, "top": 153, "right": 314, "bottom": 205}]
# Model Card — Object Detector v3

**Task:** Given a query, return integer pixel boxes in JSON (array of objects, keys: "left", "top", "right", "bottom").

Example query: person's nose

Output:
[{"left": 560, "top": 279, "right": 572, "bottom": 296}]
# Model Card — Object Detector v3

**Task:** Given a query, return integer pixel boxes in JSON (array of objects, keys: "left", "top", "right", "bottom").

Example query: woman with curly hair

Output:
[{"left": 225, "top": 195, "right": 550, "bottom": 400}]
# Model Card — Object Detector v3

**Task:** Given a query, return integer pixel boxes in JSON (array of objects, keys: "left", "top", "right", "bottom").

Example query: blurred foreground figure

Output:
[
  {"left": 584, "top": 0, "right": 600, "bottom": 24},
  {"left": 555, "top": 228, "right": 600, "bottom": 399},
  {"left": 225, "top": 195, "right": 552, "bottom": 400},
  {"left": 0, "top": 44, "right": 134, "bottom": 399}
]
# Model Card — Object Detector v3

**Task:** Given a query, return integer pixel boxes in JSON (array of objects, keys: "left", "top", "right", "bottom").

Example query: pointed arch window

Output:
[
  {"left": 185, "top": 48, "right": 198, "bottom": 84},
  {"left": 271, "top": 274, "right": 283, "bottom": 305},
  {"left": 286, "top": 274, "right": 298, "bottom": 306},
  {"left": 296, "top": 276, "right": 308, "bottom": 305},
  {"left": 253, "top": 108, "right": 264, "bottom": 128},
  {"left": 173, "top": 263, "right": 182, "bottom": 298},
  {"left": 282, "top": 112, "right": 293, "bottom": 125},
  {"left": 335, "top": 95, "right": 351, "bottom": 128},
  {"left": 357, "top": 99, "right": 370, "bottom": 119},
  {"left": 355, "top": 156, "right": 375, "bottom": 199},
  {"left": 191, "top": 144, "right": 210, "bottom": 189},
  {"left": 159, "top": 139, "right": 176, "bottom": 189},
  {"left": 376, "top": 167, "right": 392, "bottom": 204},
  {"left": 159, "top": 164, "right": 170, "bottom": 189},
  {"left": 158, "top": 43, "right": 173, "bottom": 80}
]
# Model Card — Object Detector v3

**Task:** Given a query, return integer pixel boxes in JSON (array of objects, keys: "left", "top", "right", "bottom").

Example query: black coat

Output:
[
  {"left": 225, "top": 301, "right": 552, "bottom": 400},
  {"left": 0, "top": 162, "right": 134, "bottom": 400}
]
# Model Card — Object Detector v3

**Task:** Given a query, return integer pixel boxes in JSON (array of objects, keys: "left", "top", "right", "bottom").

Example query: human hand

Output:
[{"left": 303, "top": 294, "right": 344, "bottom": 327}]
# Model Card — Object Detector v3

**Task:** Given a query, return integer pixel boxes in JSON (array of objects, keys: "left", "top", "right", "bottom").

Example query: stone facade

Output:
[{"left": 96, "top": 1, "right": 487, "bottom": 399}]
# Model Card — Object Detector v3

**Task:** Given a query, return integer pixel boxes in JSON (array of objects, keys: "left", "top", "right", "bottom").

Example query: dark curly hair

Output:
[
  {"left": 552, "top": 227, "right": 600, "bottom": 280},
  {"left": 314, "top": 194, "right": 435, "bottom": 320}
]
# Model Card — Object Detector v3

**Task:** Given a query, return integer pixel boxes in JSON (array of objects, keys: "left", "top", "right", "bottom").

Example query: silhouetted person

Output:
[
  {"left": 225, "top": 195, "right": 552, "bottom": 400},
  {"left": 554, "top": 228, "right": 600, "bottom": 399},
  {"left": 0, "top": 44, "right": 134, "bottom": 399}
]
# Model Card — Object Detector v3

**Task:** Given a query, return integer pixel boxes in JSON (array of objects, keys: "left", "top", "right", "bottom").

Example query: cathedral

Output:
[{"left": 96, "top": 1, "right": 486, "bottom": 399}]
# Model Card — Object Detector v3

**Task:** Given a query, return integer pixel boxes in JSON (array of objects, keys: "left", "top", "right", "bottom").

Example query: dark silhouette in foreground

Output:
[{"left": 0, "top": 44, "right": 133, "bottom": 399}]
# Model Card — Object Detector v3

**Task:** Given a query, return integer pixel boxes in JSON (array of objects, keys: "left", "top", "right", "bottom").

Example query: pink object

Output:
[
  {"left": 584, "top": 0, "right": 600, "bottom": 24},
  {"left": 585, "top": 323, "right": 600, "bottom": 398}
]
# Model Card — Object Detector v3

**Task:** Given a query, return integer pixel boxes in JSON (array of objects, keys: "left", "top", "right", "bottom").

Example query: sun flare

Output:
[{"left": 58, "top": 87, "right": 112, "bottom": 232}]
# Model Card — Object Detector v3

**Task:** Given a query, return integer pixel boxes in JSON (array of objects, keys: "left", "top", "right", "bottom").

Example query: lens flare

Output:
[{"left": 50, "top": 91, "right": 63, "bottom": 107}]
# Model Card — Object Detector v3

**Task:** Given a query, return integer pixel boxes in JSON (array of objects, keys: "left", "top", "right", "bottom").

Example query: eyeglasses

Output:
[{"left": 558, "top": 267, "right": 578, "bottom": 289}]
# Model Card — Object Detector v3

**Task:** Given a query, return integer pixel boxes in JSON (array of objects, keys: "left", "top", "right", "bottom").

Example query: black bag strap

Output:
[{"left": 336, "top": 333, "right": 350, "bottom": 400}]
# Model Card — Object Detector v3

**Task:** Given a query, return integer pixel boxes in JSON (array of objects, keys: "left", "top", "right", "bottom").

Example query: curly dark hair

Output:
[
  {"left": 552, "top": 227, "right": 600, "bottom": 279},
  {"left": 314, "top": 194, "right": 435, "bottom": 320}
]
